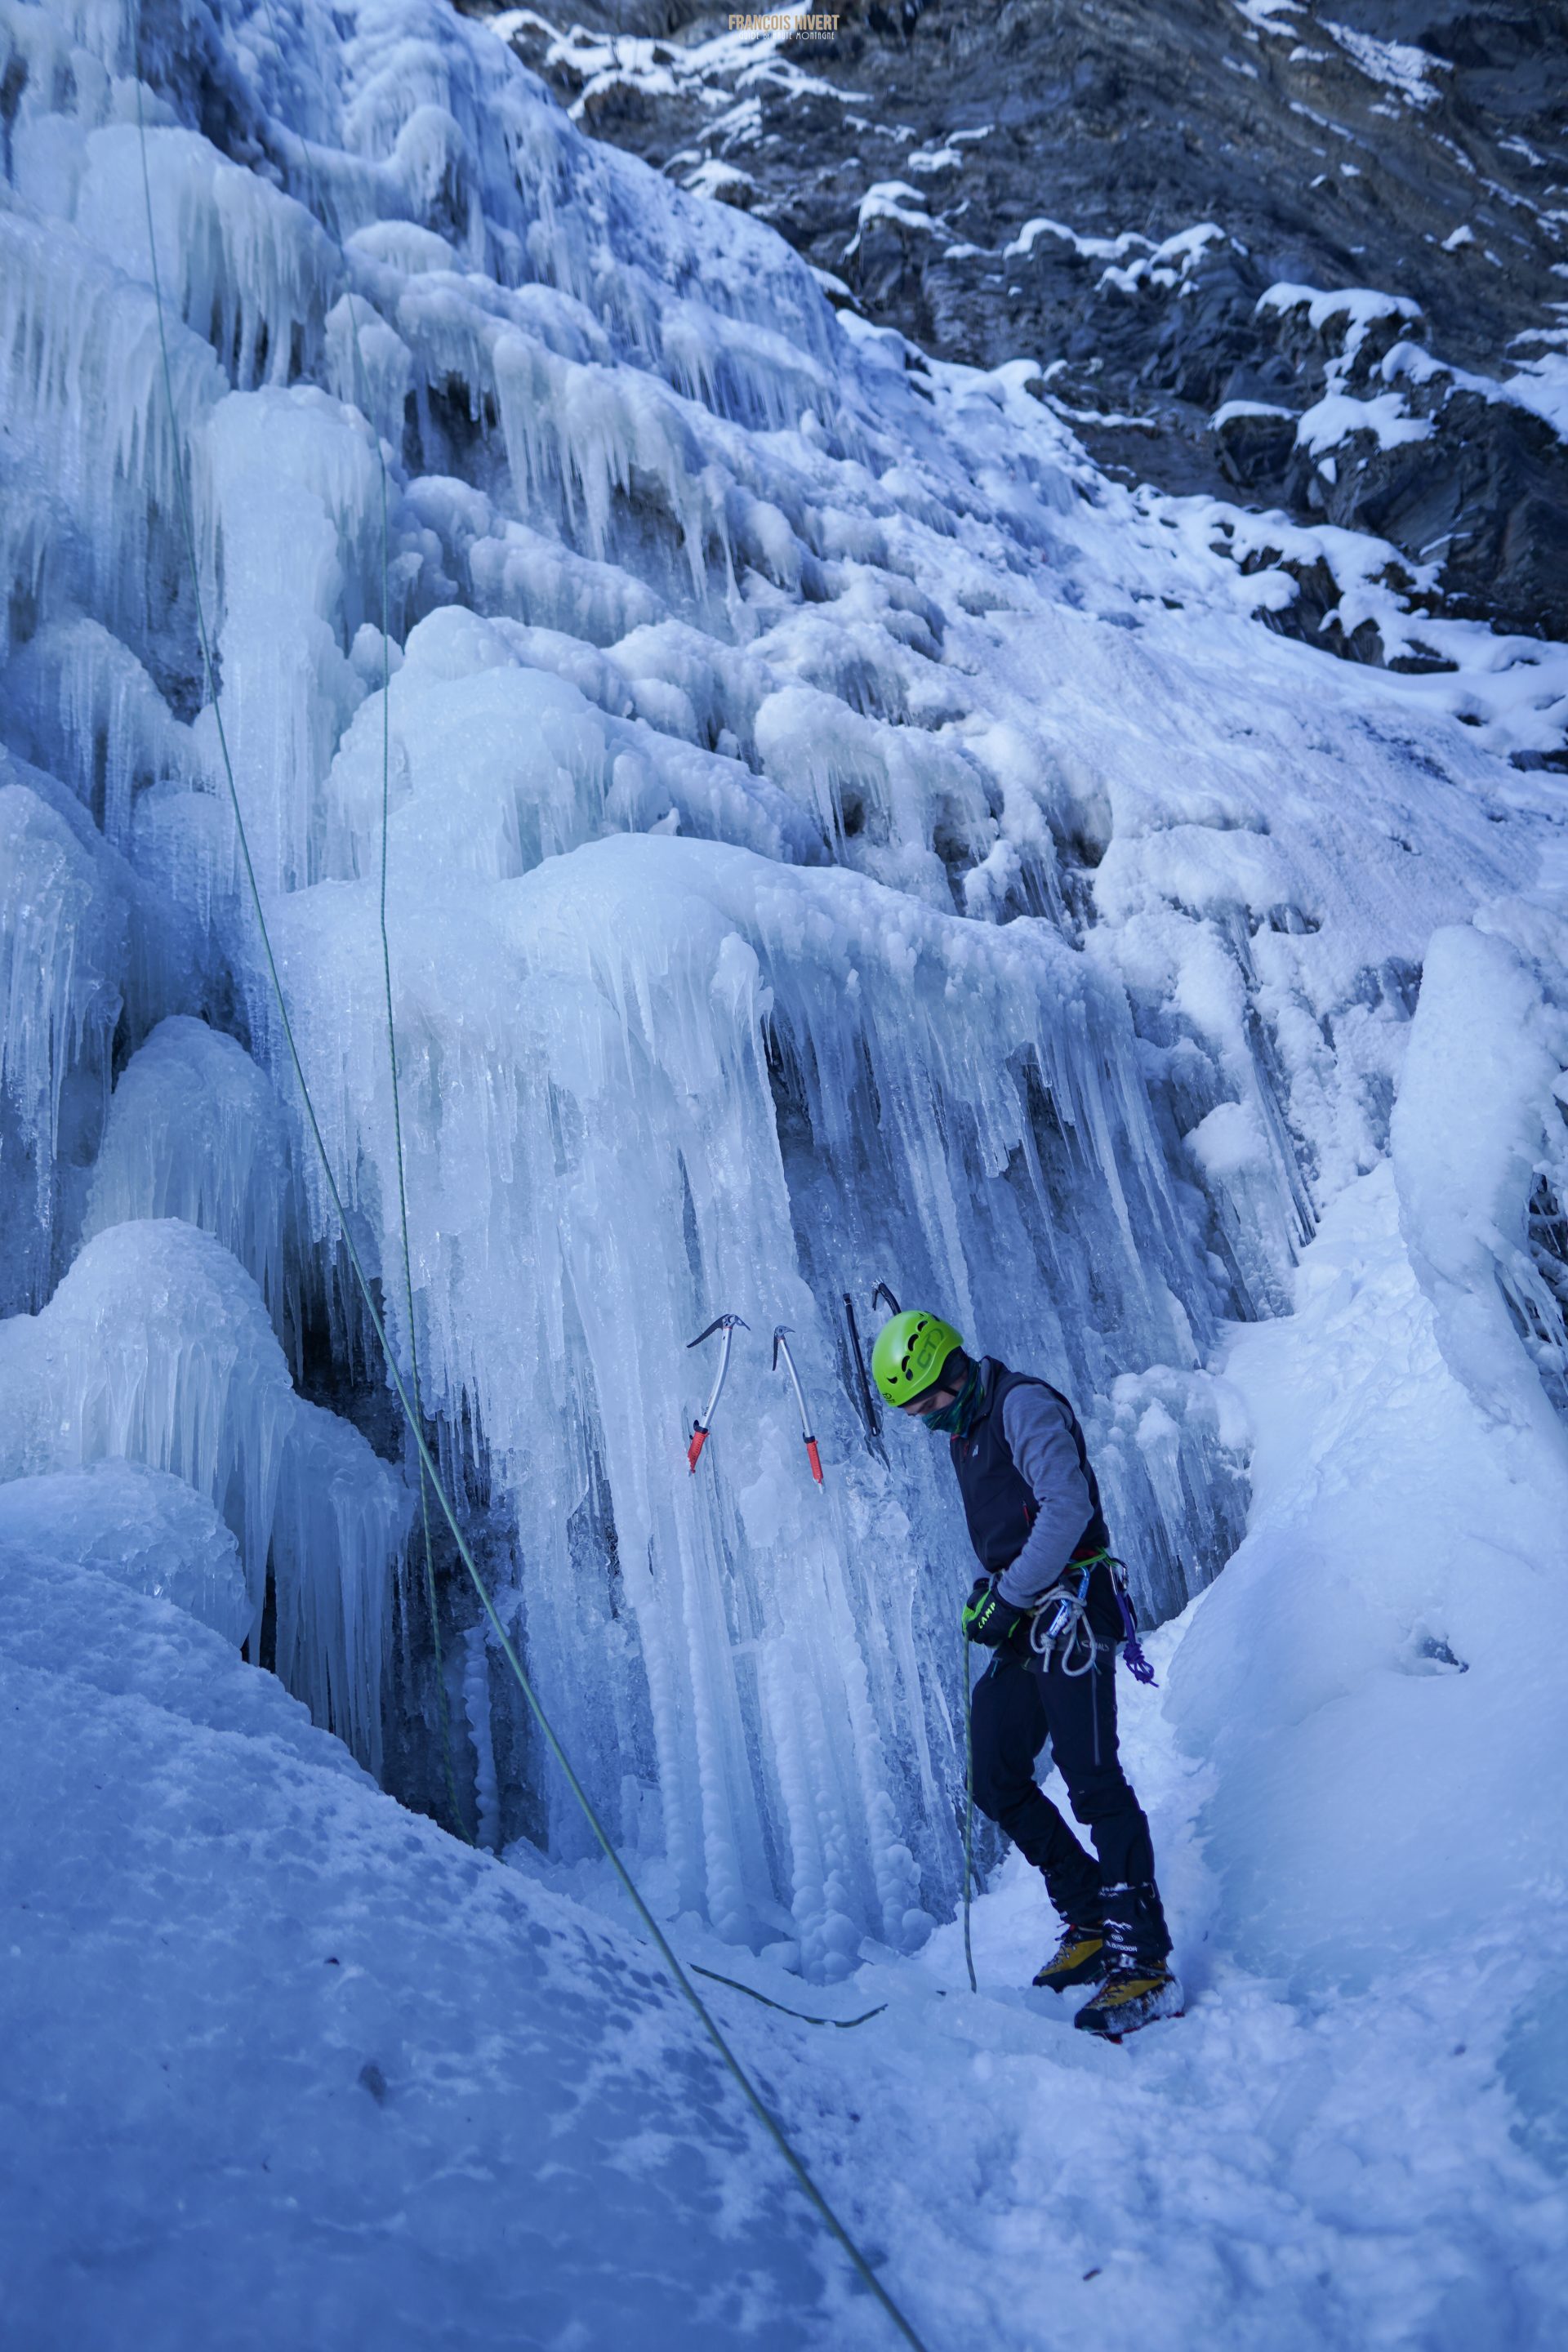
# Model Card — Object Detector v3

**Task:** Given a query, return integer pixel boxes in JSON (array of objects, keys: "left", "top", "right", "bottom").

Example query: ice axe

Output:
[
  {"left": 686, "top": 1314, "right": 747, "bottom": 1473},
  {"left": 773, "top": 1326, "right": 824, "bottom": 1486},
  {"left": 841, "top": 1292, "right": 888, "bottom": 1466}
]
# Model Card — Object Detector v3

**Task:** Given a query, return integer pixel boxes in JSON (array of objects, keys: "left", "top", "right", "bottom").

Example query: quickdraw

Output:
[
  {"left": 686, "top": 1314, "right": 746, "bottom": 1473},
  {"left": 773, "top": 1325, "right": 824, "bottom": 1486},
  {"left": 1105, "top": 1553, "right": 1158, "bottom": 1686}
]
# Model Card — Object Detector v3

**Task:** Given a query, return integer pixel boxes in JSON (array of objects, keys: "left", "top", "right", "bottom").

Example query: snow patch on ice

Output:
[{"left": 0, "top": 1459, "right": 250, "bottom": 1642}]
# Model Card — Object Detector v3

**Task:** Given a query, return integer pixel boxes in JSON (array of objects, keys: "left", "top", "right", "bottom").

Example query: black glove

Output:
[{"left": 962, "top": 1576, "right": 1027, "bottom": 1650}]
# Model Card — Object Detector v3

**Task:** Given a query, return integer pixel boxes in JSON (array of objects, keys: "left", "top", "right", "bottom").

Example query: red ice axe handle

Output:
[
  {"left": 773, "top": 1327, "right": 825, "bottom": 1486},
  {"left": 686, "top": 1315, "right": 746, "bottom": 1474}
]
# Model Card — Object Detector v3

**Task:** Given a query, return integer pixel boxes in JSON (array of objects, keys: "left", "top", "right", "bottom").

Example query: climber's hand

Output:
[{"left": 962, "top": 1578, "right": 1025, "bottom": 1649}]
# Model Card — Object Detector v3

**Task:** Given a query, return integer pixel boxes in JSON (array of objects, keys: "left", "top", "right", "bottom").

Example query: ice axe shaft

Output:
[
  {"left": 773, "top": 1326, "right": 824, "bottom": 1486},
  {"left": 687, "top": 1314, "right": 746, "bottom": 1473},
  {"left": 842, "top": 1291, "right": 888, "bottom": 1465}
]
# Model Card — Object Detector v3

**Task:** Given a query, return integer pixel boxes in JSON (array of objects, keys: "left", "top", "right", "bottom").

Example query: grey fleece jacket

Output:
[{"left": 992, "top": 1383, "right": 1097, "bottom": 1609}]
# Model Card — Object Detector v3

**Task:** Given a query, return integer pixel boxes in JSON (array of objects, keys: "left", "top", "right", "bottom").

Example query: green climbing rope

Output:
[
  {"left": 960, "top": 1623, "right": 978, "bottom": 1996},
  {"left": 693, "top": 1966, "right": 888, "bottom": 2029},
  {"left": 340, "top": 281, "right": 466, "bottom": 1844},
  {"left": 132, "top": 66, "right": 932, "bottom": 2352}
]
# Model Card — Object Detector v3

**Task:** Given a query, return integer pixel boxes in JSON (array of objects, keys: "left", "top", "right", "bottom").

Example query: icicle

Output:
[
  {"left": 0, "top": 209, "right": 225, "bottom": 663},
  {"left": 0, "top": 1219, "right": 403, "bottom": 1759},
  {"left": 264, "top": 827, "right": 1209, "bottom": 1952},
  {"left": 464, "top": 1620, "right": 501, "bottom": 1850},
  {"left": 7, "top": 0, "right": 1511, "bottom": 1971},
  {"left": 76, "top": 124, "right": 344, "bottom": 394},
  {"left": 0, "top": 773, "right": 130, "bottom": 1313},
  {"left": 4, "top": 619, "right": 200, "bottom": 853},
  {"left": 272, "top": 1399, "right": 408, "bottom": 1775},
  {"left": 204, "top": 384, "right": 381, "bottom": 893},
  {"left": 82, "top": 1017, "right": 300, "bottom": 1357}
]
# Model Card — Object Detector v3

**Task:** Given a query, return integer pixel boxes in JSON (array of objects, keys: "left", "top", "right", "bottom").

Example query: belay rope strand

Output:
[
  {"left": 693, "top": 1966, "right": 887, "bottom": 2030},
  {"left": 132, "top": 69, "right": 932, "bottom": 2352},
  {"left": 960, "top": 1623, "right": 978, "bottom": 1995},
  {"left": 341, "top": 278, "right": 466, "bottom": 1843},
  {"left": 247, "top": 0, "right": 462, "bottom": 1830}
]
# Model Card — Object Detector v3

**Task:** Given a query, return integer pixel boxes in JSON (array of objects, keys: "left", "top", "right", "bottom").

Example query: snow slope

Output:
[
  {"left": 1, "top": 0, "right": 1567, "bottom": 2338},
  {"left": 4, "top": 1147, "right": 1566, "bottom": 2349},
  {"left": 0, "top": 1543, "right": 844, "bottom": 2350}
]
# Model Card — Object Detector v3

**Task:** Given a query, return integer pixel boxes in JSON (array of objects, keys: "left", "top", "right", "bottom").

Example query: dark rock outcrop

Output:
[{"left": 461, "top": 0, "right": 1568, "bottom": 674}]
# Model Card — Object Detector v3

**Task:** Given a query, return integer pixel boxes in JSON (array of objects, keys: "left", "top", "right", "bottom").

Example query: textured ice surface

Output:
[
  {"left": 0, "top": 1220, "right": 404, "bottom": 1766},
  {"left": 3, "top": 0, "right": 1568, "bottom": 2336},
  {"left": 0, "top": 0, "right": 1564, "bottom": 1963},
  {"left": 0, "top": 1459, "right": 250, "bottom": 1642},
  {"left": 83, "top": 1015, "right": 299, "bottom": 1353},
  {"left": 0, "top": 772, "right": 129, "bottom": 1312}
]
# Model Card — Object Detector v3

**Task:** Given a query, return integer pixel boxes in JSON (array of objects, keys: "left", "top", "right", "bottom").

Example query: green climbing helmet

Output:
[{"left": 871, "top": 1310, "right": 965, "bottom": 1406}]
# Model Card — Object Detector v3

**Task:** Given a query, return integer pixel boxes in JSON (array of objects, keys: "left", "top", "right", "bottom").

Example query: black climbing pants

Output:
[{"left": 969, "top": 1646, "right": 1169, "bottom": 1962}]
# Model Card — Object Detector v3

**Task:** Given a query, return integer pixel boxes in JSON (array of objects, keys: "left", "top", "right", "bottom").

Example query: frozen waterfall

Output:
[{"left": 2, "top": 0, "right": 1560, "bottom": 1970}]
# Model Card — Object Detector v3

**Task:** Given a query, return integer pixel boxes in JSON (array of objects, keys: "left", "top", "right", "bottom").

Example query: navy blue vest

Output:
[{"left": 950, "top": 1360, "right": 1109, "bottom": 1576}]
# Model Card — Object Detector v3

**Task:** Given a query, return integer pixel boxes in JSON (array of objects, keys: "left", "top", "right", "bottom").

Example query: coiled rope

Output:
[
  {"left": 132, "top": 57, "right": 931, "bottom": 2352},
  {"left": 1028, "top": 1571, "right": 1098, "bottom": 1677}
]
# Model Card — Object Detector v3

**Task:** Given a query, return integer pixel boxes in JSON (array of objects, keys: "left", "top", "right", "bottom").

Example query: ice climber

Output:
[{"left": 872, "top": 1310, "right": 1183, "bottom": 2038}]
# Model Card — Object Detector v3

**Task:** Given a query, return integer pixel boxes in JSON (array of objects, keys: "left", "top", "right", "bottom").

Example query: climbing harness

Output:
[
  {"left": 685, "top": 1313, "right": 746, "bottom": 1473},
  {"left": 1026, "top": 1552, "right": 1158, "bottom": 1688},
  {"left": 134, "top": 75, "right": 930, "bottom": 2352},
  {"left": 1024, "top": 1565, "right": 1102, "bottom": 1765},
  {"left": 772, "top": 1325, "right": 824, "bottom": 1486}
]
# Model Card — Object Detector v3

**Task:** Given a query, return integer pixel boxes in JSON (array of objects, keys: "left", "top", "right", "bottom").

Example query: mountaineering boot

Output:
[
  {"left": 1073, "top": 1880, "right": 1181, "bottom": 2038},
  {"left": 1072, "top": 1961, "right": 1184, "bottom": 2039},
  {"left": 1032, "top": 1921, "right": 1107, "bottom": 1993}
]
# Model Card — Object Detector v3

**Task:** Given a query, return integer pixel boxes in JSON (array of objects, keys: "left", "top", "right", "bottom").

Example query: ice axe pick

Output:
[
  {"left": 686, "top": 1314, "right": 747, "bottom": 1473},
  {"left": 773, "top": 1326, "right": 824, "bottom": 1486}
]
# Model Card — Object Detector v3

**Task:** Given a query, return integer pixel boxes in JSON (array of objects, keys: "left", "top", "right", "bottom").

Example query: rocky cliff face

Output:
[{"left": 469, "top": 0, "right": 1568, "bottom": 727}]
